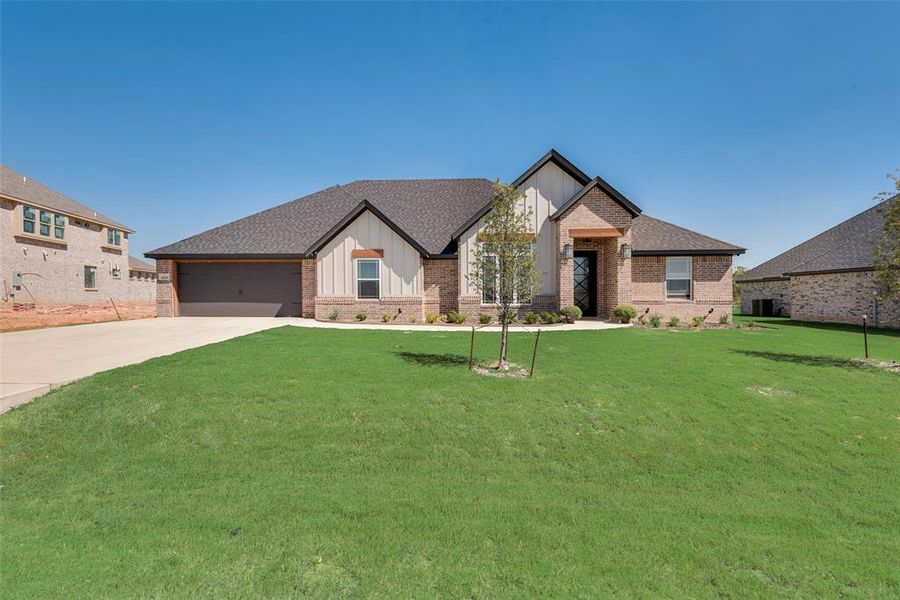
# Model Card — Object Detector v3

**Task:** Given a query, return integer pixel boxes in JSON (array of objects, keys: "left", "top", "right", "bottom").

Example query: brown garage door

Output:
[{"left": 178, "top": 262, "right": 300, "bottom": 317}]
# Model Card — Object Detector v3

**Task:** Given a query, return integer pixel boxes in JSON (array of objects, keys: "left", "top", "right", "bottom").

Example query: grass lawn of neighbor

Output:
[{"left": 2, "top": 318, "right": 898, "bottom": 597}]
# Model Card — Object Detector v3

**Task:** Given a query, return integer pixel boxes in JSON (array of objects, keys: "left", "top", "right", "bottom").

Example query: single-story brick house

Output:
[
  {"left": 737, "top": 197, "right": 898, "bottom": 328},
  {"left": 146, "top": 150, "right": 745, "bottom": 321}
]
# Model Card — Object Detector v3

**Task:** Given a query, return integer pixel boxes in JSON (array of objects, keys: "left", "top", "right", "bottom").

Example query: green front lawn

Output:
[{"left": 2, "top": 320, "right": 898, "bottom": 597}]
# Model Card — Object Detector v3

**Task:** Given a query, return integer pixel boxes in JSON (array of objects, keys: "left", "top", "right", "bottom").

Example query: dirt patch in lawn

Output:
[
  {"left": 850, "top": 359, "right": 900, "bottom": 374},
  {"left": 0, "top": 302, "right": 155, "bottom": 332}
]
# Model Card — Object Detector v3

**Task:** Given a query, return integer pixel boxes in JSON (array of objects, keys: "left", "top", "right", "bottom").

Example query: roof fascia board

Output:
[
  {"left": 550, "top": 177, "right": 642, "bottom": 221},
  {"left": 511, "top": 149, "right": 591, "bottom": 188},
  {"left": 632, "top": 248, "right": 746, "bottom": 256},
  {"left": 143, "top": 253, "right": 307, "bottom": 260},
  {"left": 451, "top": 201, "right": 493, "bottom": 240}
]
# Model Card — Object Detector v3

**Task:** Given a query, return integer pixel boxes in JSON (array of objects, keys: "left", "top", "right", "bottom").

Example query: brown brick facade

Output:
[
  {"left": 301, "top": 258, "right": 316, "bottom": 318},
  {"left": 790, "top": 271, "right": 899, "bottom": 328},
  {"left": 423, "top": 258, "right": 458, "bottom": 315},
  {"left": 314, "top": 296, "right": 425, "bottom": 322},
  {"left": 155, "top": 259, "right": 177, "bottom": 317},
  {"left": 630, "top": 255, "right": 733, "bottom": 323},
  {"left": 556, "top": 187, "right": 633, "bottom": 319},
  {"left": 738, "top": 279, "right": 791, "bottom": 317}
]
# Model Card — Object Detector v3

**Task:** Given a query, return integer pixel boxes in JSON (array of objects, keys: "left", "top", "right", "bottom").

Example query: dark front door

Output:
[
  {"left": 573, "top": 251, "right": 597, "bottom": 317},
  {"left": 178, "top": 262, "right": 301, "bottom": 317}
]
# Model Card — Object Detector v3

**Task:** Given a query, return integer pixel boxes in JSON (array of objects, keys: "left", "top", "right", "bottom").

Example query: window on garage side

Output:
[
  {"left": 666, "top": 257, "right": 692, "bottom": 299},
  {"left": 357, "top": 259, "right": 380, "bottom": 299}
]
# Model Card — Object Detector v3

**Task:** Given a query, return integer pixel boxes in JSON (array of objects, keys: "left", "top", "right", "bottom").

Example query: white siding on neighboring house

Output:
[
  {"left": 459, "top": 160, "right": 582, "bottom": 296},
  {"left": 316, "top": 210, "right": 421, "bottom": 297}
]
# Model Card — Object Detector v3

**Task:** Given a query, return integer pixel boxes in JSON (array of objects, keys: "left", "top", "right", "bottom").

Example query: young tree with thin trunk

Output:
[
  {"left": 470, "top": 181, "right": 539, "bottom": 370},
  {"left": 874, "top": 170, "right": 900, "bottom": 302}
]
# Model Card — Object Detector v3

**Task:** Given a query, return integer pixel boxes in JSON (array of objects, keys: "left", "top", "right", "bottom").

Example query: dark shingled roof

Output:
[
  {"left": 146, "top": 179, "right": 495, "bottom": 258},
  {"left": 738, "top": 199, "right": 891, "bottom": 282},
  {"left": 147, "top": 150, "right": 745, "bottom": 259},
  {"left": 0, "top": 164, "right": 132, "bottom": 232},
  {"left": 631, "top": 215, "right": 745, "bottom": 255},
  {"left": 128, "top": 255, "right": 156, "bottom": 272}
]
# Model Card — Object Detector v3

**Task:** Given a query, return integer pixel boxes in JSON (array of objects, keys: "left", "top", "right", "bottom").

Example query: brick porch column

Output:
[{"left": 156, "top": 259, "right": 177, "bottom": 317}]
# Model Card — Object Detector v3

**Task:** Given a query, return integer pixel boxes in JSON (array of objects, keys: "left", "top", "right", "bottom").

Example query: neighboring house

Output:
[
  {"left": 737, "top": 197, "right": 898, "bottom": 328},
  {"left": 128, "top": 255, "right": 157, "bottom": 302},
  {"left": 147, "top": 150, "right": 745, "bottom": 321},
  {"left": 0, "top": 165, "right": 143, "bottom": 307}
]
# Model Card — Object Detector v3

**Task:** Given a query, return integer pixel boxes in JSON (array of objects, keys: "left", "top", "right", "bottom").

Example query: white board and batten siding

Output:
[
  {"left": 316, "top": 210, "right": 421, "bottom": 297},
  {"left": 459, "top": 160, "right": 583, "bottom": 296}
]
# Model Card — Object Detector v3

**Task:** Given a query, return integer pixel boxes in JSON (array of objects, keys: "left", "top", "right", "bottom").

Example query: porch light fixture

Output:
[
  {"left": 563, "top": 243, "right": 574, "bottom": 260},
  {"left": 621, "top": 243, "right": 633, "bottom": 259}
]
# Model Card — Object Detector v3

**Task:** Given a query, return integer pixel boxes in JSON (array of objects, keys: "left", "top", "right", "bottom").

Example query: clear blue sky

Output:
[{"left": 2, "top": 2, "right": 898, "bottom": 267}]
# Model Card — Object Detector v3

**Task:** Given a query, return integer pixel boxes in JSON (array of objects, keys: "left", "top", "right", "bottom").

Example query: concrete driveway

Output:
[{"left": 0, "top": 317, "right": 290, "bottom": 413}]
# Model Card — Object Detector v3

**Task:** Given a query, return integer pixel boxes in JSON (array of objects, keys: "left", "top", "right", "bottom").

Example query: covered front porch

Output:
[{"left": 561, "top": 227, "right": 630, "bottom": 319}]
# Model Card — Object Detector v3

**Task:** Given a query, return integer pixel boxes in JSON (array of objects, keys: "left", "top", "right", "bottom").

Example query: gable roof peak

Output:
[
  {"left": 550, "top": 176, "right": 642, "bottom": 220},
  {"left": 511, "top": 148, "right": 592, "bottom": 188}
]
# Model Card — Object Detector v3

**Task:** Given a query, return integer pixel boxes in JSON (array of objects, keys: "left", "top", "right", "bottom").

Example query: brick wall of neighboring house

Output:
[
  {"left": 790, "top": 270, "right": 899, "bottom": 328},
  {"left": 631, "top": 255, "right": 734, "bottom": 323},
  {"left": 556, "top": 187, "right": 633, "bottom": 318},
  {"left": 314, "top": 296, "right": 425, "bottom": 322},
  {"left": 301, "top": 258, "right": 316, "bottom": 318},
  {"left": 155, "top": 259, "right": 177, "bottom": 317},
  {"left": 423, "top": 258, "right": 459, "bottom": 315},
  {"left": 738, "top": 279, "right": 791, "bottom": 317},
  {"left": 128, "top": 273, "right": 157, "bottom": 302},
  {"left": 1, "top": 198, "right": 132, "bottom": 307}
]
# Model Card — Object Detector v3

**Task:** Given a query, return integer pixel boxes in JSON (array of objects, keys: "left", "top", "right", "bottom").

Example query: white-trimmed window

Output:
[
  {"left": 23, "top": 205, "right": 37, "bottom": 234},
  {"left": 107, "top": 228, "right": 122, "bottom": 246},
  {"left": 84, "top": 265, "right": 97, "bottom": 290},
  {"left": 356, "top": 259, "right": 380, "bottom": 299},
  {"left": 480, "top": 243, "right": 533, "bottom": 306},
  {"left": 22, "top": 205, "right": 65, "bottom": 240},
  {"left": 666, "top": 257, "right": 692, "bottom": 299}
]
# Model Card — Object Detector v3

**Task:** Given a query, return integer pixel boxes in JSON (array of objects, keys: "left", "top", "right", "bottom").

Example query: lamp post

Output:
[{"left": 862, "top": 314, "right": 869, "bottom": 359}]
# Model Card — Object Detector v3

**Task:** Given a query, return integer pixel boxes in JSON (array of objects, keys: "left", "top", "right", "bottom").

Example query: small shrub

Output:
[
  {"left": 328, "top": 309, "right": 339, "bottom": 321},
  {"left": 438, "top": 314, "right": 448, "bottom": 323},
  {"left": 691, "top": 316, "right": 705, "bottom": 328},
  {"left": 408, "top": 315, "right": 418, "bottom": 323},
  {"left": 612, "top": 304, "right": 638, "bottom": 323},
  {"left": 498, "top": 309, "right": 517, "bottom": 325},
  {"left": 447, "top": 311, "right": 466, "bottom": 324},
  {"left": 540, "top": 311, "right": 563, "bottom": 324},
  {"left": 718, "top": 313, "right": 729, "bottom": 324},
  {"left": 382, "top": 313, "right": 394, "bottom": 323},
  {"left": 667, "top": 316, "right": 680, "bottom": 328},
  {"left": 523, "top": 311, "right": 539, "bottom": 325},
  {"left": 560, "top": 305, "right": 582, "bottom": 323},
  {"left": 478, "top": 313, "right": 492, "bottom": 325},
  {"left": 649, "top": 315, "right": 662, "bottom": 328},
  {"left": 425, "top": 313, "right": 440, "bottom": 324},
  {"left": 355, "top": 311, "right": 368, "bottom": 322}
]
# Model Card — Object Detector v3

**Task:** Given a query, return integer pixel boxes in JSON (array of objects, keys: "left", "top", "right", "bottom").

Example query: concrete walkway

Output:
[
  {"left": 0, "top": 316, "right": 628, "bottom": 413},
  {"left": 282, "top": 317, "right": 629, "bottom": 333}
]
